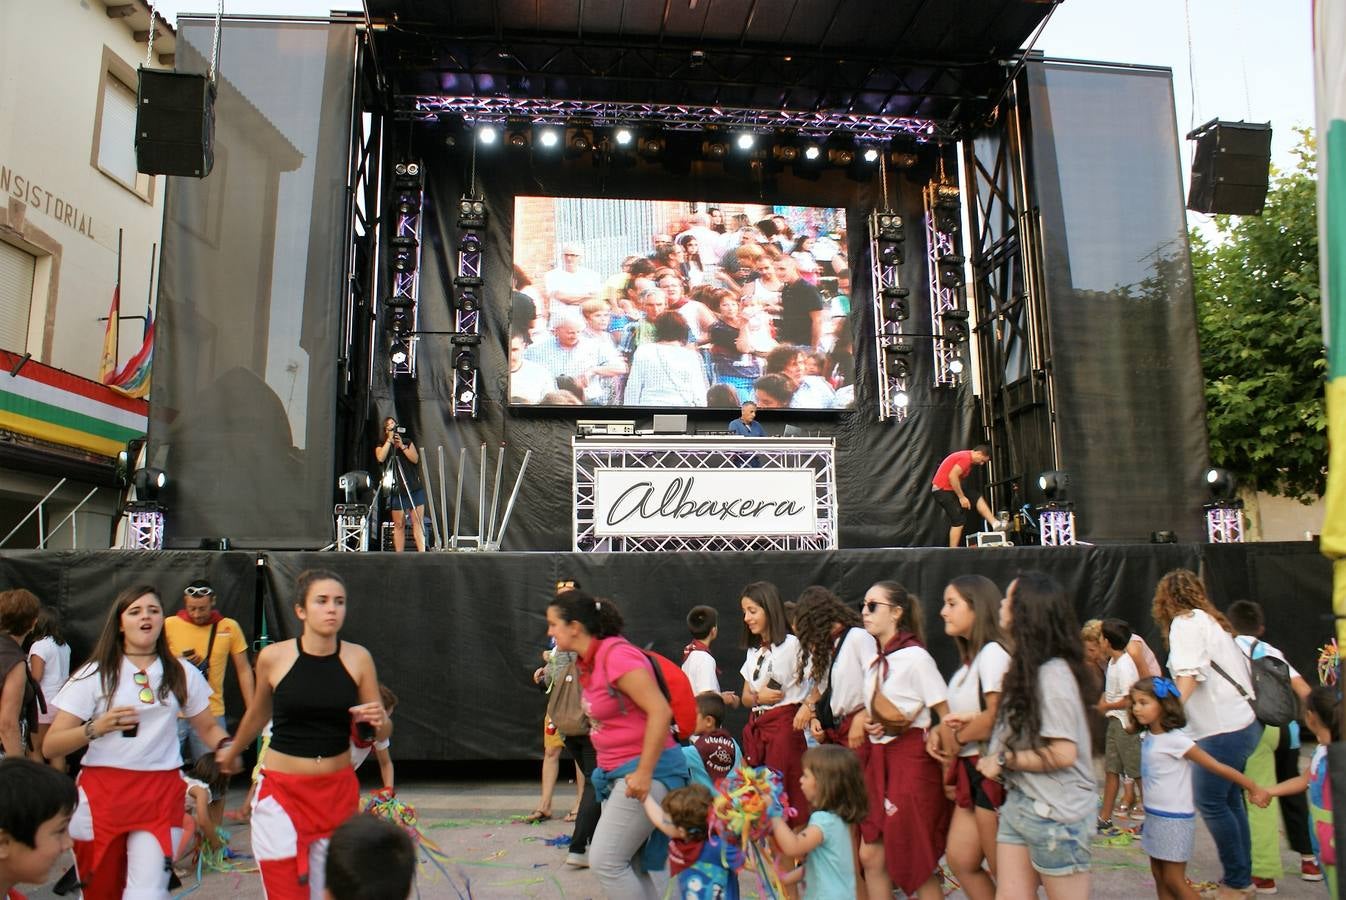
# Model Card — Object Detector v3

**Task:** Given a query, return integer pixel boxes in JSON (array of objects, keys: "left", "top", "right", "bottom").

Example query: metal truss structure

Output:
[
  {"left": 961, "top": 74, "right": 1056, "bottom": 513},
  {"left": 405, "top": 97, "right": 948, "bottom": 144},
  {"left": 451, "top": 198, "right": 485, "bottom": 416},
  {"left": 334, "top": 504, "right": 371, "bottom": 552},
  {"left": 572, "top": 438, "right": 837, "bottom": 552},
  {"left": 1205, "top": 503, "right": 1244, "bottom": 543},
  {"left": 388, "top": 162, "right": 424, "bottom": 378},
  {"left": 1038, "top": 506, "right": 1076, "bottom": 546},
  {"left": 869, "top": 210, "right": 910, "bottom": 422},
  {"left": 924, "top": 176, "right": 966, "bottom": 388},
  {"left": 124, "top": 503, "right": 165, "bottom": 551}
]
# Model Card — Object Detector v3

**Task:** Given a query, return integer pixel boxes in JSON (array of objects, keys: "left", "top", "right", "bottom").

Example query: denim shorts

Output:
[{"left": 996, "top": 789, "right": 1093, "bottom": 877}]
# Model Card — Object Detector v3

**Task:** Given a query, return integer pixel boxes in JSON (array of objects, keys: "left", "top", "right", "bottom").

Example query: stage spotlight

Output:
[
  {"left": 459, "top": 231, "right": 482, "bottom": 255},
  {"left": 878, "top": 241, "right": 904, "bottom": 267},
  {"left": 1038, "top": 470, "right": 1069, "bottom": 502},
  {"left": 457, "top": 386, "right": 476, "bottom": 405},
  {"left": 565, "top": 123, "right": 594, "bottom": 157},
  {"left": 893, "top": 388, "right": 911, "bottom": 408},
  {"left": 536, "top": 127, "right": 561, "bottom": 149},
  {"left": 701, "top": 138, "right": 728, "bottom": 160},
  {"left": 938, "top": 253, "right": 966, "bottom": 288},
  {"left": 773, "top": 144, "right": 800, "bottom": 164},
  {"left": 884, "top": 341, "right": 914, "bottom": 379},
  {"left": 455, "top": 285, "right": 480, "bottom": 313},
  {"left": 828, "top": 147, "right": 855, "bottom": 167},
  {"left": 338, "top": 471, "right": 372, "bottom": 504},
  {"left": 934, "top": 198, "right": 961, "bottom": 234},
  {"left": 477, "top": 125, "right": 498, "bottom": 145},
  {"left": 803, "top": 144, "right": 822, "bottom": 161},
  {"left": 941, "top": 309, "right": 970, "bottom": 343},
  {"left": 390, "top": 339, "right": 410, "bottom": 367},
  {"left": 507, "top": 131, "right": 528, "bottom": 149},
  {"left": 132, "top": 467, "right": 168, "bottom": 501},
  {"left": 735, "top": 133, "right": 756, "bottom": 151},
  {"left": 505, "top": 120, "right": 530, "bottom": 149},
  {"left": 392, "top": 161, "right": 422, "bottom": 190},
  {"left": 949, "top": 358, "right": 965, "bottom": 375},
  {"left": 457, "top": 195, "right": 486, "bottom": 229},
  {"left": 454, "top": 348, "right": 477, "bottom": 372},
  {"left": 639, "top": 134, "right": 666, "bottom": 159},
  {"left": 875, "top": 213, "right": 904, "bottom": 243},
  {"left": 882, "top": 286, "right": 910, "bottom": 320},
  {"left": 391, "top": 244, "right": 418, "bottom": 274},
  {"left": 890, "top": 152, "right": 920, "bottom": 168},
  {"left": 614, "top": 127, "right": 634, "bottom": 146},
  {"left": 1205, "top": 467, "right": 1238, "bottom": 501},
  {"left": 861, "top": 146, "right": 880, "bottom": 163}
]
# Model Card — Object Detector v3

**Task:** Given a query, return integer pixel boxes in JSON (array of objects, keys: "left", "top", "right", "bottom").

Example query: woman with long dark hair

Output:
[
  {"left": 932, "top": 575, "right": 1010, "bottom": 900},
  {"left": 1152, "top": 569, "right": 1261, "bottom": 899},
  {"left": 856, "top": 581, "right": 951, "bottom": 900},
  {"left": 27, "top": 606, "right": 71, "bottom": 770},
  {"left": 976, "top": 572, "right": 1096, "bottom": 899},
  {"left": 738, "top": 581, "right": 810, "bottom": 827},
  {"left": 791, "top": 586, "right": 876, "bottom": 751},
  {"left": 546, "top": 590, "right": 685, "bottom": 898},
  {"left": 216, "top": 570, "right": 389, "bottom": 900},
  {"left": 45, "top": 585, "right": 228, "bottom": 898}
]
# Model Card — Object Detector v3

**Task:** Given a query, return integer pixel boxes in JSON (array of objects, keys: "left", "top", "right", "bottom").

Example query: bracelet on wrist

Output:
[{"left": 84, "top": 719, "right": 97, "bottom": 742}]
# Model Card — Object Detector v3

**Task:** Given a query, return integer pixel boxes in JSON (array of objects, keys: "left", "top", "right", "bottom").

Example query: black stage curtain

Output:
[
  {"left": 364, "top": 131, "right": 979, "bottom": 550},
  {"left": 151, "top": 21, "right": 355, "bottom": 548},
  {"left": 1023, "top": 61, "right": 1210, "bottom": 541},
  {"left": 3, "top": 543, "right": 1329, "bottom": 761}
]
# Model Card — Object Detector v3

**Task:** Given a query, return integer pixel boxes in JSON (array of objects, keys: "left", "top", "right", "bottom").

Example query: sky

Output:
[{"left": 155, "top": 0, "right": 1316, "bottom": 209}]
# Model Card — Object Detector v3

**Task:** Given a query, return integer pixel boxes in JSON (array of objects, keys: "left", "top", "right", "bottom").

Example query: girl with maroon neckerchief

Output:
[
  {"left": 45, "top": 585, "right": 228, "bottom": 899},
  {"left": 216, "top": 570, "right": 389, "bottom": 900},
  {"left": 791, "top": 587, "right": 878, "bottom": 755},
  {"left": 854, "top": 581, "right": 952, "bottom": 900},
  {"left": 738, "top": 581, "right": 811, "bottom": 827}
]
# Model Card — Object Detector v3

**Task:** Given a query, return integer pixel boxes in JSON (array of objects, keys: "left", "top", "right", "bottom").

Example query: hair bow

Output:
[{"left": 1152, "top": 677, "right": 1178, "bottom": 699}]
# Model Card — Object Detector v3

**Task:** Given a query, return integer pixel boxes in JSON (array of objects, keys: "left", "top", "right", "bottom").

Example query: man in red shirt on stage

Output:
[{"left": 931, "top": 444, "right": 1000, "bottom": 547}]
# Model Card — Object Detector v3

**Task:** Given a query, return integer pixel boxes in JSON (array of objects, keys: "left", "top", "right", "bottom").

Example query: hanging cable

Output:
[
  {"left": 209, "top": 0, "right": 224, "bottom": 84},
  {"left": 1184, "top": 0, "right": 1199, "bottom": 131},
  {"left": 146, "top": 1, "right": 156, "bottom": 65}
]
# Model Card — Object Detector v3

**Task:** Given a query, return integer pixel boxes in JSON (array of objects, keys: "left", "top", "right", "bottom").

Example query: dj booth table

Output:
[{"left": 572, "top": 435, "right": 838, "bottom": 551}]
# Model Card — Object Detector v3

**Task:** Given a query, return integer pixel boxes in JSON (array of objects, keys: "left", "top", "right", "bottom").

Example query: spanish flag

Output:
[
  {"left": 109, "top": 311, "right": 153, "bottom": 399},
  {"left": 98, "top": 284, "right": 119, "bottom": 384},
  {"left": 1317, "top": 0, "right": 1346, "bottom": 649}
]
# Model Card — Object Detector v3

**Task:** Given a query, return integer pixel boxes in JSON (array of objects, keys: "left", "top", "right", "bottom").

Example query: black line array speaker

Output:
[
  {"left": 1186, "top": 120, "right": 1272, "bottom": 216},
  {"left": 135, "top": 68, "right": 216, "bottom": 178}
]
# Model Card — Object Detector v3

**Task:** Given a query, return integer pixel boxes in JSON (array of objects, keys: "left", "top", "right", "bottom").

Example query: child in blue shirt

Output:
[
  {"left": 685, "top": 692, "right": 745, "bottom": 789},
  {"left": 770, "top": 745, "right": 867, "bottom": 900},
  {"left": 644, "top": 784, "right": 741, "bottom": 899}
]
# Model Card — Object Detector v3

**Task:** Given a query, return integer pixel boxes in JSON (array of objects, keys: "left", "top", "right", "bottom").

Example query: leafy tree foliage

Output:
[{"left": 1191, "top": 131, "right": 1325, "bottom": 501}]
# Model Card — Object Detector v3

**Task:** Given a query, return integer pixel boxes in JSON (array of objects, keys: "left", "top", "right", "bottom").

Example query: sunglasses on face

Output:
[
  {"left": 864, "top": 601, "right": 894, "bottom": 614},
  {"left": 132, "top": 670, "right": 155, "bottom": 704},
  {"left": 184, "top": 586, "right": 214, "bottom": 597}
]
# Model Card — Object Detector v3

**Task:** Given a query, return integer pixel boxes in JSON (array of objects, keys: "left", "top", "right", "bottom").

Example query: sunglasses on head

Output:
[
  {"left": 184, "top": 586, "right": 214, "bottom": 597},
  {"left": 864, "top": 600, "right": 894, "bottom": 614},
  {"left": 132, "top": 670, "right": 155, "bottom": 704}
]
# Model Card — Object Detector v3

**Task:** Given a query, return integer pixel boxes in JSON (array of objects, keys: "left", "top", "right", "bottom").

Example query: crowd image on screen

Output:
[{"left": 510, "top": 206, "right": 852, "bottom": 409}]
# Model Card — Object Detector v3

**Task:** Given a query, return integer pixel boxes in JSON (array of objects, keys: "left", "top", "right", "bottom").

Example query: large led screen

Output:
[{"left": 509, "top": 197, "right": 852, "bottom": 410}]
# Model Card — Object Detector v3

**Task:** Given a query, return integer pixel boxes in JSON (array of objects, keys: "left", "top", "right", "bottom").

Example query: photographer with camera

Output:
[
  {"left": 164, "top": 581, "right": 254, "bottom": 766},
  {"left": 376, "top": 416, "right": 427, "bottom": 552}
]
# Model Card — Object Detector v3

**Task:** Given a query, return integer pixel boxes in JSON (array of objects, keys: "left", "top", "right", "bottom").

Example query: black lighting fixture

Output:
[
  {"left": 476, "top": 123, "right": 499, "bottom": 146},
  {"left": 612, "top": 125, "right": 635, "bottom": 148},
  {"left": 383, "top": 293, "right": 414, "bottom": 310},
  {"left": 1205, "top": 467, "right": 1238, "bottom": 502},
  {"left": 396, "top": 192, "right": 420, "bottom": 218},
  {"left": 934, "top": 183, "right": 962, "bottom": 234},
  {"left": 734, "top": 132, "right": 757, "bottom": 152},
  {"left": 638, "top": 133, "right": 666, "bottom": 160},
  {"left": 878, "top": 240, "right": 904, "bottom": 268},
  {"left": 940, "top": 309, "right": 970, "bottom": 343},
  {"left": 392, "top": 160, "right": 421, "bottom": 190},
  {"left": 828, "top": 146, "right": 855, "bottom": 167},
  {"left": 455, "top": 284, "right": 480, "bottom": 313},
  {"left": 457, "top": 195, "right": 486, "bottom": 229},
  {"left": 454, "top": 348, "right": 477, "bottom": 372},
  {"left": 701, "top": 136, "right": 728, "bottom": 160},
  {"left": 938, "top": 253, "right": 966, "bottom": 288},
  {"left": 534, "top": 124, "right": 562, "bottom": 151},
  {"left": 882, "top": 286, "right": 910, "bottom": 320},
  {"left": 116, "top": 437, "right": 146, "bottom": 487},
  {"left": 338, "top": 471, "right": 372, "bottom": 504},
  {"left": 565, "top": 122, "right": 594, "bottom": 157},
  {"left": 875, "top": 213, "right": 904, "bottom": 243},
  {"left": 772, "top": 142, "right": 800, "bottom": 165},
  {"left": 505, "top": 119, "right": 530, "bottom": 150},
  {"left": 388, "top": 306, "right": 412, "bottom": 332},
  {"left": 389, "top": 336, "right": 412, "bottom": 366},
  {"left": 132, "top": 466, "right": 168, "bottom": 502},
  {"left": 1038, "top": 469, "right": 1069, "bottom": 502},
  {"left": 884, "top": 341, "right": 914, "bottom": 380},
  {"left": 459, "top": 231, "right": 482, "bottom": 255},
  {"left": 391, "top": 237, "right": 418, "bottom": 274}
]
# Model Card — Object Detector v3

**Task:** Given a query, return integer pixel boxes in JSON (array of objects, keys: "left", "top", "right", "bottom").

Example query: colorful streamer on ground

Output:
[
  {"left": 363, "top": 790, "right": 473, "bottom": 896},
  {"left": 1319, "top": 638, "right": 1340, "bottom": 686}
]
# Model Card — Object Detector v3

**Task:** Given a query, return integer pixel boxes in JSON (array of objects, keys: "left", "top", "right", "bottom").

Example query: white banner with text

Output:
[{"left": 593, "top": 468, "right": 818, "bottom": 537}]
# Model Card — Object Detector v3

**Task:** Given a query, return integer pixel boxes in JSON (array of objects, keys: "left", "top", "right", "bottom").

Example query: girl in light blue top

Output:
[{"left": 770, "top": 744, "right": 867, "bottom": 900}]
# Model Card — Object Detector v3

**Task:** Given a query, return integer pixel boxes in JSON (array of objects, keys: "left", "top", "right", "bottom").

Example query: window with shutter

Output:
[{"left": 0, "top": 242, "right": 36, "bottom": 353}]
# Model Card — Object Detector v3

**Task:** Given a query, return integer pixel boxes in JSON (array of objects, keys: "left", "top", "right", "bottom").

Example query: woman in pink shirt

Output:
[{"left": 547, "top": 590, "right": 686, "bottom": 899}]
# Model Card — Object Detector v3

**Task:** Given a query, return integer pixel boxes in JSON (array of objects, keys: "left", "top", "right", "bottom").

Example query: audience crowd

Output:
[{"left": 0, "top": 567, "right": 1336, "bottom": 900}]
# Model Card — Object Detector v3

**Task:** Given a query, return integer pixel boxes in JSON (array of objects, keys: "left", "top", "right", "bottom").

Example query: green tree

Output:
[{"left": 1192, "top": 130, "right": 1326, "bottom": 501}]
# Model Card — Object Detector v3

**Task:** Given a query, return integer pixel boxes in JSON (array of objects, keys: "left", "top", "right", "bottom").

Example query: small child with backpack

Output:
[
  {"left": 643, "top": 783, "right": 743, "bottom": 899},
  {"left": 685, "top": 692, "right": 745, "bottom": 788}
]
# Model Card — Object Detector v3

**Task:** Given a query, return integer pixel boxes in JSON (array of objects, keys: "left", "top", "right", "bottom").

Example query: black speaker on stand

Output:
[
  {"left": 135, "top": 68, "right": 216, "bottom": 178},
  {"left": 1186, "top": 119, "right": 1272, "bottom": 216}
]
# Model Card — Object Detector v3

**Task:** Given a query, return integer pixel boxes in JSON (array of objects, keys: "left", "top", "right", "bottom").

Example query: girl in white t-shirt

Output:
[
  {"left": 739, "top": 581, "right": 810, "bottom": 827},
  {"left": 43, "top": 584, "right": 228, "bottom": 898},
  {"left": 931, "top": 574, "right": 1009, "bottom": 900},
  {"left": 26, "top": 608, "right": 71, "bottom": 770},
  {"left": 1129, "top": 675, "right": 1271, "bottom": 899}
]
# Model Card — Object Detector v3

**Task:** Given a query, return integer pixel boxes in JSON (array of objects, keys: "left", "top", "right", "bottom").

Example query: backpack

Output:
[
  {"left": 598, "top": 639, "right": 698, "bottom": 743},
  {"left": 1210, "top": 638, "right": 1298, "bottom": 728}
]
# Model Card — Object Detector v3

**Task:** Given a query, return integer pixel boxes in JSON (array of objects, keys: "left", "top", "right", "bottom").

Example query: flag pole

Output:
[
  {"left": 114, "top": 228, "right": 123, "bottom": 372},
  {"left": 145, "top": 242, "right": 156, "bottom": 325}
]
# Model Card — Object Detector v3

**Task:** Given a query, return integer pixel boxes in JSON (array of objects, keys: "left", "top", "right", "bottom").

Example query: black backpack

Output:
[{"left": 1210, "top": 638, "right": 1298, "bottom": 728}]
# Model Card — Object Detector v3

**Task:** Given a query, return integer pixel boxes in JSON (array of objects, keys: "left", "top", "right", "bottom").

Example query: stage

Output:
[{"left": 0, "top": 540, "right": 1329, "bottom": 761}]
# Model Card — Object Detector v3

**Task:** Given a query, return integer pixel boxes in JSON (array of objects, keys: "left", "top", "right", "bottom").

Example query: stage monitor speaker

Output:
[
  {"left": 1186, "top": 120, "right": 1271, "bottom": 216},
  {"left": 135, "top": 69, "right": 216, "bottom": 178}
]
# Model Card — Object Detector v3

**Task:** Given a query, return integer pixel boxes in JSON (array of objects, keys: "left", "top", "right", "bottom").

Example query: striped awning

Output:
[{"left": 0, "top": 350, "right": 148, "bottom": 458}]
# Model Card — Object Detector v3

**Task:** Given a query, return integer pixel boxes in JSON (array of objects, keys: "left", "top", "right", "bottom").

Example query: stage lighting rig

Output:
[
  {"left": 1035, "top": 470, "right": 1076, "bottom": 545},
  {"left": 803, "top": 144, "right": 822, "bottom": 161},
  {"left": 454, "top": 348, "right": 477, "bottom": 372},
  {"left": 565, "top": 122, "right": 594, "bottom": 156},
  {"left": 477, "top": 124, "right": 498, "bottom": 145},
  {"left": 390, "top": 235, "right": 419, "bottom": 274},
  {"left": 870, "top": 209, "right": 909, "bottom": 421},
  {"left": 701, "top": 137, "right": 728, "bottom": 160},
  {"left": 639, "top": 134, "right": 665, "bottom": 159},
  {"left": 123, "top": 466, "right": 169, "bottom": 549},
  {"left": 392, "top": 161, "right": 422, "bottom": 191},
  {"left": 940, "top": 309, "right": 970, "bottom": 343},
  {"left": 828, "top": 147, "right": 855, "bottom": 167},
  {"left": 334, "top": 471, "right": 373, "bottom": 552},
  {"left": 924, "top": 172, "right": 967, "bottom": 388},
  {"left": 773, "top": 143, "right": 800, "bottom": 164},
  {"left": 450, "top": 333, "right": 482, "bottom": 417},
  {"left": 455, "top": 284, "right": 480, "bottom": 313},
  {"left": 735, "top": 132, "right": 757, "bottom": 151},
  {"left": 614, "top": 126, "right": 634, "bottom": 147},
  {"left": 1037, "top": 470, "right": 1069, "bottom": 502},
  {"left": 1203, "top": 467, "right": 1244, "bottom": 542},
  {"left": 878, "top": 240, "right": 904, "bottom": 267},
  {"left": 536, "top": 126, "right": 561, "bottom": 149},
  {"left": 457, "top": 195, "right": 486, "bottom": 229},
  {"left": 860, "top": 145, "right": 881, "bottom": 164},
  {"left": 938, "top": 253, "right": 966, "bottom": 288},
  {"left": 884, "top": 341, "right": 914, "bottom": 380},
  {"left": 396, "top": 193, "right": 420, "bottom": 217},
  {"left": 882, "top": 286, "right": 910, "bottom": 321}
]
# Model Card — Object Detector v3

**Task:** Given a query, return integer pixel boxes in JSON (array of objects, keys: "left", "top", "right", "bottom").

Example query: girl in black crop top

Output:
[{"left": 216, "top": 569, "right": 389, "bottom": 899}]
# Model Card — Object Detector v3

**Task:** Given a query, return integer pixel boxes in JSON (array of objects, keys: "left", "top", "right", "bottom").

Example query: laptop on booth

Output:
[{"left": 652, "top": 414, "right": 688, "bottom": 434}]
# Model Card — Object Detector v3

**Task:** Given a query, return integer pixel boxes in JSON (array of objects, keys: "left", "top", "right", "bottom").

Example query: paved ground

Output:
[{"left": 20, "top": 768, "right": 1331, "bottom": 899}]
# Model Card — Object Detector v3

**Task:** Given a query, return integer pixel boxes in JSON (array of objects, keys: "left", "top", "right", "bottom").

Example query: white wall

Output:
[
  {"left": 0, "top": 0, "right": 167, "bottom": 378},
  {"left": 1252, "top": 491, "right": 1324, "bottom": 542}
]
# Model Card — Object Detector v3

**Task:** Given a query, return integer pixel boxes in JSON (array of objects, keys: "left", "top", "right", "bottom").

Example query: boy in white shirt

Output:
[
  {"left": 681, "top": 606, "right": 740, "bottom": 710},
  {"left": 1097, "top": 618, "right": 1142, "bottom": 834}
]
